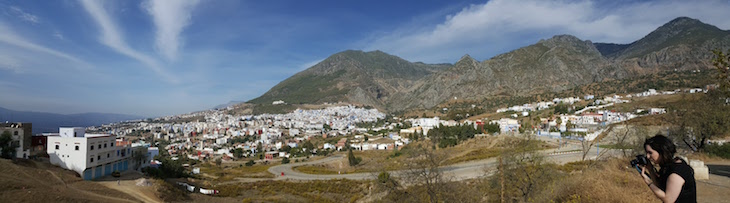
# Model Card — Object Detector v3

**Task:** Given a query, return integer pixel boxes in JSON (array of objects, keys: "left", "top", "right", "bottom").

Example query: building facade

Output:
[
  {"left": 0, "top": 122, "right": 32, "bottom": 159},
  {"left": 47, "top": 127, "right": 131, "bottom": 180}
]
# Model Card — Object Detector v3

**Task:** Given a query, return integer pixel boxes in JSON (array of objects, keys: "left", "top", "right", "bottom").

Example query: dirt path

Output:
[
  {"left": 97, "top": 180, "right": 162, "bottom": 203},
  {"left": 45, "top": 170, "right": 138, "bottom": 203},
  {"left": 96, "top": 172, "right": 164, "bottom": 203}
]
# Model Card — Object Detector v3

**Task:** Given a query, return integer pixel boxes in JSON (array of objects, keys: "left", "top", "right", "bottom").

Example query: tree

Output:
[
  {"left": 554, "top": 102, "right": 569, "bottom": 114},
  {"left": 302, "top": 141, "right": 314, "bottom": 152},
  {"left": 566, "top": 120, "right": 574, "bottom": 131},
  {"left": 665, "top": 51, "right": 730, "bottom": 152},
  {"left": 255, "top": 143, "right": 263, "bottom": 159},
  {"left": 132, "top": 148, "right": 148, "bottom": 170},
  {"left": 280, "top": 145, "right": 292, "bottom": 153},
  {"left": 670, "top": 91, "right": 730, "bottom": 152},
  {"left": 347, "top": 147, "right": 361, "bottom": 166},
  {"left": 233, "top": 148, "right": 244, "bottom": 159},
  {"left": 712, "top": 49, "right": 730, "bottom": 97},
  {"left": 1, "top": 131, "right": 19, "bottom": 159},
  {"left": 485, "top": 122, "right": 500, "bottom": 134},
  {"left": 281, "top": 157, "right": 290, "bottom": 164},
  {"left": 402, "top": 144, "right": 448, "bottom": 203},
  {"left": 579, "top": 125, "right": 612, "bottom": 161},
  {"left": 490, "top": 137, "right": 561, "bottom": 202}
]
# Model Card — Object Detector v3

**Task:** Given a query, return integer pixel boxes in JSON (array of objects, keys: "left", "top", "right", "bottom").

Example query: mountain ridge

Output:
[{"left": 246, "top": 16, "right": 730, "bottom": 114}]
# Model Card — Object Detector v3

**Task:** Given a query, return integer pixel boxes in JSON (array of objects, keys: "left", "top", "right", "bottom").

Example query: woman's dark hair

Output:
[{"left": 644, "top": 134, "right": 676, "bottom": 166}]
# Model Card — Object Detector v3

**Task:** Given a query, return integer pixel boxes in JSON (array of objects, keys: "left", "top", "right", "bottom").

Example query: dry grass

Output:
[
  {"left": 536, "top": 158, "right": 656, "bottom": 203},
  {"left": 199, "top": 162, "right": 275, "bottom": 181},
  {"left": 156, "top": 179, "right": 191, "bottom": 202},
  {"left": 294, "top": 150, "right": 408, "bottom": 174},
  {"left": 294, "top": 165, "right": 344, "bottom": 174},
  {"left": 443, "top": 147, "right": 501, "bottom": 165},
  {"left": 294, "top": 136, "right": 552, "bottom": 175},
  {"left": 0, "top": 159, "right": 139, "bottom": 202},
  {"left": 216, "top": 179, "right": 369, "bottom": 202}
]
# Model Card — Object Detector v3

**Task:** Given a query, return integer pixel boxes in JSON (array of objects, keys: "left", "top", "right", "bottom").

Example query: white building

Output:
[
  {"left": 47, "top": 127, "right": 131, "bottom": 180},
  {"left": 494, "top": 118, "right": 520, "bottom": 133}
]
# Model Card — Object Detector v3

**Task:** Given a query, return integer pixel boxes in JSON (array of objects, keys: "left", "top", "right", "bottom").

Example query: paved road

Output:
[{"left": 269, "top": 144, "right": 614, "bottom": 181}]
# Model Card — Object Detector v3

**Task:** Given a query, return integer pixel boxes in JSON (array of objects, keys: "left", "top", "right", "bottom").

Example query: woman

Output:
[{"left": 640, "top": 134, "right": 696, "bottom": 203}]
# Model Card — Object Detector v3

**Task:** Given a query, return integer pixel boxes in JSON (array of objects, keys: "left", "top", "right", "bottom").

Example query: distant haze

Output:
[{"left": 0, "top": 107, "right": 143, "bottom": 134}]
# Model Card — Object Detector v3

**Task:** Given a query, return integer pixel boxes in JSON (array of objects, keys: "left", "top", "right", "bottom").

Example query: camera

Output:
[{"left": 630, "top": 155, "right": 649, "bottom": 173}]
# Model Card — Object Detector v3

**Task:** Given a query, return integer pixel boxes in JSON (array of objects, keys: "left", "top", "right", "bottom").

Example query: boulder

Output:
[{"left": 689, "top": 159, "right": 709, "bottom": 180}]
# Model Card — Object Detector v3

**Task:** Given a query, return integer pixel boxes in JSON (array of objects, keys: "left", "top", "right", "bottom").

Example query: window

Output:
[
  {"left": 90, "top": 158, "right": 94, "bottom": 162},
  {"left": 107, "top": 154, "right": 110, "bottom": 158},
  {"left": 98, "top": 144, "right": 101, "bottom": 149},
  {"left": 14, "top": 131, "right": 18, "bottom": 135},
  {"left": 55, "top": 145, "right": 59, "bottom": 150},
  {"left": 74, "top": 132, "right": 77, "bottom": 137},
  {"left": 104, "top": 143, "right": 107, "bottom": 148},
  {"left": 117, "top": 150, "right": 120, "bottom": 156},
  {"left": 75, "top": 146, "right": 79, "bottom": 151},
  {"left": 90, "top": 145, "right": 94, "bottom": 150},
  {"left": 97, "top": 155, "right": 100, "bottom": 160}
]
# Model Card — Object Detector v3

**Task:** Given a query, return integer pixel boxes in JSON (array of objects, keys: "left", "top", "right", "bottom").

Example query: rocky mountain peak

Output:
[
  {"left": 539, "top": 34, "right": 593, "bottom": 48},
  {"left": 611, "top": 17, "right": 728, "bottom": 59},
  {"left": 457, "top": 54, "right": 477, "bottom": 63}
]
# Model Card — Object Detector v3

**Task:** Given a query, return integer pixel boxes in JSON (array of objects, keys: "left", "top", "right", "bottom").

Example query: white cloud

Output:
[
  {"left": 143, "top": 0, "right": 200, "bottom": 61},
  {"left": 366, "top": 0, "right": 730, "bottom": 63},
  {"left": 79, "top": 0, "right": 178, "bottom": 83},
  {"left": 10, "top": 6, "right": 39, "bottom": 24}
]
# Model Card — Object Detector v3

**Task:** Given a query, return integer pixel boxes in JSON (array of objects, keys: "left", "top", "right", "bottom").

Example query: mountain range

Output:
[
  {"left": 246, "top": 17, "right": 730, "bottom": 113},
  {"left": 0, "top": 107, "right": 143, "bottom": 134}
]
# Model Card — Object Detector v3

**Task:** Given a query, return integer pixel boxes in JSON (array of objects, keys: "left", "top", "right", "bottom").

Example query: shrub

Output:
[
  {"left": 245, "top": 160, "right": 255, "bottom": 166},
  {"left": 705, "top": 143, "right": 730, "bottom": 159}
]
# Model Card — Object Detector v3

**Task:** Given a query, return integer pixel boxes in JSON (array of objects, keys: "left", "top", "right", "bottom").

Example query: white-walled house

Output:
[{"left": 47, "top": 127, "right": 131, "bottom": 180}]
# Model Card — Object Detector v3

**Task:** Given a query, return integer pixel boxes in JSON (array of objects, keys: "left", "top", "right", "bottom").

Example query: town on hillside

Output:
[{"left": 1, "top": 87, "right": 718, "bottom": 179}]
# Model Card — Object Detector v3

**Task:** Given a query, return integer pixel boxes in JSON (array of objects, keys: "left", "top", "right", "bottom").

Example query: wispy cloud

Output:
[
  {"left": 366, "top": 0, "right": 730, "bottom": 63},
  {"left": 10, "top": 6, "right": 39, "bottom": 24},
  {"left": 0, "top": 54, "right": 22, "bottom": 73},
  {"left": 298, "top": 58, "right": 323, "bottom": 71},
  {"left": 143, "top": 0, "right": 200, "bottom": 61},
  {"left": 79, "top": 0, "right": 178, "bottom": 83},
  {"left": 0, "top": 23, "right": 88, "bottom": 69},
  {"left": 53, "top": 31, "right": 64, "bottom": 40}
]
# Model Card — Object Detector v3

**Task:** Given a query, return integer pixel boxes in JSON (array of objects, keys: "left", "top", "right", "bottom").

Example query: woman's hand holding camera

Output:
[{"left": 640, "top": 166, "right": 653, "bottom": 186}]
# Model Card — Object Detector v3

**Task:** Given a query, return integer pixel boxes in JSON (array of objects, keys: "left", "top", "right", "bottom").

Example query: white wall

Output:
[
  {"left": 47, "top": 136, "right": 88, "bottom": 175},
  {"left": 47, "top": 134, "right": 126, "bottom": 177},
  {"left": 59, "top": 127, "right": 85, "bottom": 138}
]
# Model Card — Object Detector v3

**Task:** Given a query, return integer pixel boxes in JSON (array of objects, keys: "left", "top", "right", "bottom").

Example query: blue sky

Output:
[{"left": 1, "top": 0, "right": 730, "bottom": 117}]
